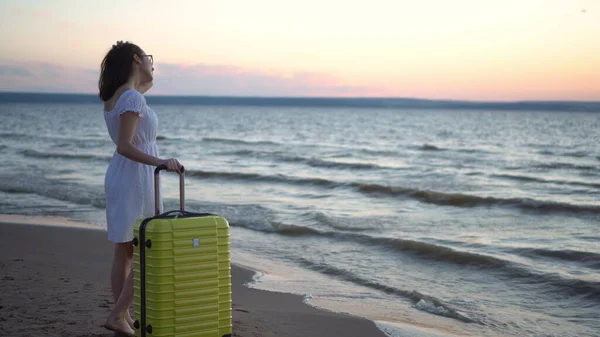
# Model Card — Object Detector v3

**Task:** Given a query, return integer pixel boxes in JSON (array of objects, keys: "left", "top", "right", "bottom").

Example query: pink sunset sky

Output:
[{"left": 0, "top": 0, "right": 598, "bottom": 101}]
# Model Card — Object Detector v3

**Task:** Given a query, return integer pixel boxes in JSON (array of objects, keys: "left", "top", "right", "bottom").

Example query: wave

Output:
[
  {"left": 354, "top": 235, "right": 600, "bottom": 300},
  {"left": 214, "top": 142, "right": 493, "bottom": 172},
  {"left": 313, "top": 212, "right": 376, "bottom": 232},
  {"left": 269, "top": 221, "right": 324, "bottom": 236},
  {"left": 186, "top": 169, "right": 600, "bottom": 215},
  {"left": 419, "top": 144, "right": 444, "bottom": 151},
  {"left": 3, "top": 165, "right": 596, "bottom": 305},
  {"left": 355, "top": 183, "right": 600, "bottom": 214},
  {"left": 228, "top": 217, "right": 600, "bottom": 301},
  {"left": 187, "top": 169, "right": 336, "bottom": 187},
  {"left": 325, "top": 232, "right": 512, "bottom": 270},
  {"left": 491, "top": 173, "right": 600, "bottom": 189},
  {"left": 510, "top": 247, "right": 600, "bottom": 270},
  {"left": 155, "top": 135, "right": 192, "bottom": 142},
  {"left": 538, "top": 149, "right": 593, "bottom": 159},
  {"left": 564, "top": 151, "right": 590, "bottom": 158},
  {"left": 1, "top": 132, "right": 108, "bottom": 146},
  {"left": 20, "top": 149, "right": 112, "bottom": 162},
  {"left": 292, "top": 257, "right": 477, "bottom": 323},
  {"left": 219, "top": 149, "right": 383, "bottom": 171},
  {"left": 0, "top": 174, "right": 106, "bottom": 209},
  {"left": 370, "top": 184, "right": 599, "bottom": 214},
  {"left": 532, "top": 162, "right": 598, "bottom": 171},
  {"left": 355, "top": 148, "right": 400, "bottom": 156},
  {"left": 0, "top": 132, "right": 28, "bottom": 140},
  {"left": 285, "top": 157, "right": 382, "bottom": 170},
  {"left": 221, "top": 146, "right": 401, "bottom": 171},
  {"left": 214, "top": 140, "right": 493, "bottom": 164},
  {"left": 576, "top": 236, "right": 600, "bottom": 242},
  {"left": 347, "top": 234, "right": 510, "bottom": 267},
  {"left": 413, "top": 144, "right": 497, "bottom": 155},
  {"left": 201, "top": 137, "right": 280, "bottom": 146}
]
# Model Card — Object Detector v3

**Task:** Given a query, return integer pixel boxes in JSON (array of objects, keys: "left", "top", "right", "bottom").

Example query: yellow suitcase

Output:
[{"left": 132, "top": 165, "right": 232, "bottom": 337}]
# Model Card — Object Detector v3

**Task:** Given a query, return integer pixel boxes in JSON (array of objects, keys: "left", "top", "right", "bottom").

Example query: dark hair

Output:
[{"left": 98, "top": 41, "right": 144, "bottom": 102}]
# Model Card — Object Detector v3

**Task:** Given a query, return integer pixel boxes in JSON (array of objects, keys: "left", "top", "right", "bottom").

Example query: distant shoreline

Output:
[{"left": 1, "top": 91, "right": 599, "bottom": 112}]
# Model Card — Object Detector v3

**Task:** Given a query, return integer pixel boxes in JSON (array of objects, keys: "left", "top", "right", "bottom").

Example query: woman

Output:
[{"left": 98, "top": 41, "right": 182, "bottom": 336}]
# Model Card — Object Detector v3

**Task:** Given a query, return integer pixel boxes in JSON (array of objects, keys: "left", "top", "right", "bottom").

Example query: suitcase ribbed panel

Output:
[{"left": 133, "top": 214, "right": 232, "bottom": 337}]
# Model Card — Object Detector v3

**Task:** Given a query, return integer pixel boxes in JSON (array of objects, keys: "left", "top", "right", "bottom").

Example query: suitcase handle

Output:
[{"left": 154, "top": 164, "right": 185, "bottom": 215}]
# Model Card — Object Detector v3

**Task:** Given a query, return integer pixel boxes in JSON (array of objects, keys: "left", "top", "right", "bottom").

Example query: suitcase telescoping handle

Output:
[{"left": 154, "top": 164, "right": 185, "bottom": 215}]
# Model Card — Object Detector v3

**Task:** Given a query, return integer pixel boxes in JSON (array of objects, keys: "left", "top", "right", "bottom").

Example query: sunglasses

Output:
[{"left": 145, "top": 54, "right": 153, "bottom": 65}]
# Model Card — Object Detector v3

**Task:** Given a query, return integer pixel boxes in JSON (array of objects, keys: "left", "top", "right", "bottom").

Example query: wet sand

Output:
[{"left": 0, "top": 218, "right": 387, "bottom": 337}]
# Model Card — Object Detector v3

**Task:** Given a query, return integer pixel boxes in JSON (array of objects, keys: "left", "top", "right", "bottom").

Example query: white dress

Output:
[{"left": 103, "top": 89, "right": 163, "bottom": 243}]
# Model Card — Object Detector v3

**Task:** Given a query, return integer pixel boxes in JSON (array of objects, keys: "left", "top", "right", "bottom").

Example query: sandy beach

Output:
[{"left": 0, "top": 216, "right": 388, "bottom": 337}]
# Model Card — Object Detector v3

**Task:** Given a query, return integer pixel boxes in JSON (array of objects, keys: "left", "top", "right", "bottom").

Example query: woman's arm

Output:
[{"left": 116, "top": 111, "right": 162, "bottom": 166}]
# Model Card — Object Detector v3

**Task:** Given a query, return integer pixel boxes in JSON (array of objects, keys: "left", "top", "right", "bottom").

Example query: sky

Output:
[{"left": 0, "top": 0, "right": 598, "bottom": 101}]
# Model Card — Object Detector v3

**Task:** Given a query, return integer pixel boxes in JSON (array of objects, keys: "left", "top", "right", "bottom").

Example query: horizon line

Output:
[{"left": 0, "top": 90, "right": 599, "bottom": 104}]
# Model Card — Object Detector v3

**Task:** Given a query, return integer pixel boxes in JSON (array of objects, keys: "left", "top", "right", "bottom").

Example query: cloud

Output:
[
  {"left": 11, "top": 7, "right": 52, "bottom": 19},
  {"left": 0, "top": 65, "right": 36, "bottom": 78},
  {"left": 0, "top": 60, "right": 384, "bottom": 97},
  {"left": 0, "top": 60, "right": 99, "bottom": 94},
  {"left": 152, "top": 63, "right": 380, "bottom": 97}
]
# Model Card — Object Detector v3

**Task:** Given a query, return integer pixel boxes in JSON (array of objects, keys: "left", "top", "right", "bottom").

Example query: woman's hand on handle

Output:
[{"left": 159, "top": 158, "right": 183, "bottom": 174}]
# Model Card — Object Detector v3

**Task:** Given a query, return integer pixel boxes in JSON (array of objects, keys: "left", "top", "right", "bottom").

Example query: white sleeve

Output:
[{"left": 117, "top": 90, "right": 145, "bottom": 117}]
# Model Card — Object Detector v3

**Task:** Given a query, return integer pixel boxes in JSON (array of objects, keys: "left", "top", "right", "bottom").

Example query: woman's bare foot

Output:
[
  {"left": 104, "top": 315, "right": 135, "bottom": 336},
  {"left": 125, "top": 311, "right": 134, "bottom": 328}
]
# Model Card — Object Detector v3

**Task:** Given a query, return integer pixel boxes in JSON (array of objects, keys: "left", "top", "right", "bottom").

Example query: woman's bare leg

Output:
[
  {"left": 105, "top": 242, "right": 135, "bottom": 336},
  {"left": 105, "top": 271, "right": 135, "bottom": 336},
  {"left": 110, "top": 242, "right": 135, "bottom": 327}
]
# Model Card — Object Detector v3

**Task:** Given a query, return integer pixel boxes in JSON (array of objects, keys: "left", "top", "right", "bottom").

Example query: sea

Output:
[{"left": 1, "top": 93, "right": 599, "bottom": 337}]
